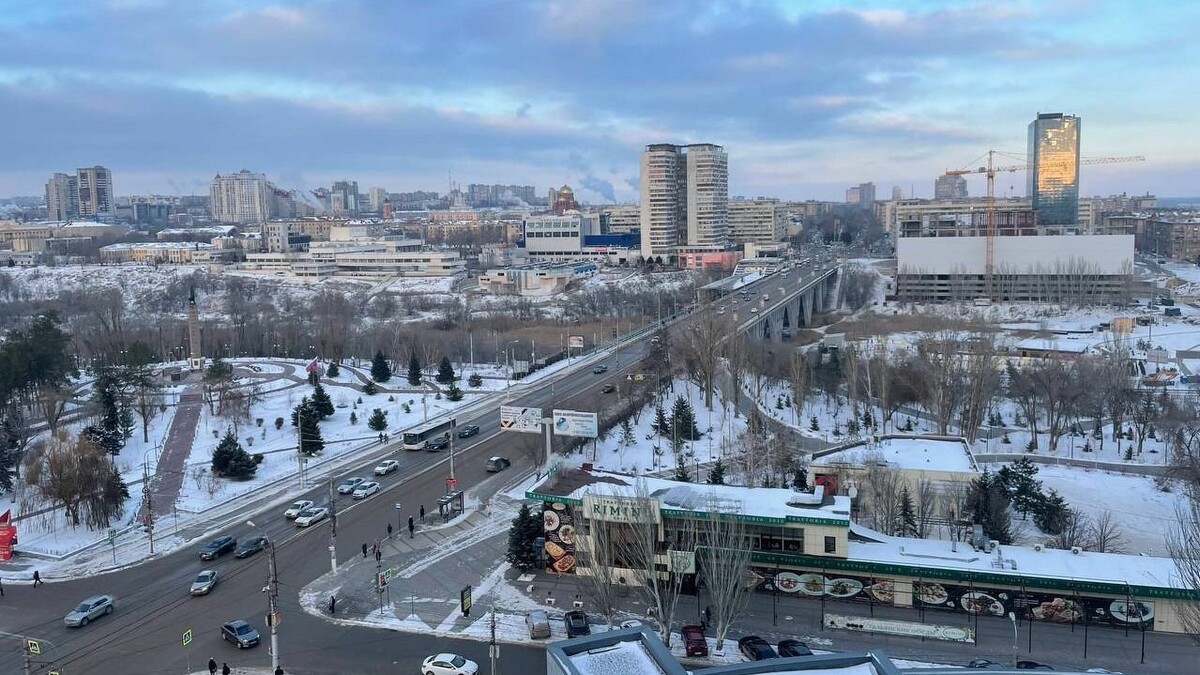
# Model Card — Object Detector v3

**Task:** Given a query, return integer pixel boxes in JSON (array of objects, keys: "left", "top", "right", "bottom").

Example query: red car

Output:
[{"left": 681, "top": 624, "right": 709, "bottom": 657}]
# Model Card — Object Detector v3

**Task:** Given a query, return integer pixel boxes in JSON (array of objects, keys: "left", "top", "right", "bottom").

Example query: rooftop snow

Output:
[
  {"left": 567, "top": 639, "right": 667, "bottom": 675},
  {"left": 814, "top": 438, "right": 976, "bottom": 473}
]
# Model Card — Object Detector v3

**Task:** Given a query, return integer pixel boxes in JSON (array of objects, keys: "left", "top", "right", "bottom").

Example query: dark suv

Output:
[
  {"left": 564, "top": 610, "right": 591, "bottom": 637},
  {"left": 680, "top": 624, "right": 708, "bottom": 657},
  {"left": 235, "top": 535, "right": 268, "bottom": 558},
  {"left": 199, "top": 535, "right": 236, "bottom": 560}
]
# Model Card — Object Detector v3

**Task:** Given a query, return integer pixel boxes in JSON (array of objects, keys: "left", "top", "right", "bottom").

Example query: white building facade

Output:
[{"left": 210, "top": 170, "right": 272, "bottom": 224}]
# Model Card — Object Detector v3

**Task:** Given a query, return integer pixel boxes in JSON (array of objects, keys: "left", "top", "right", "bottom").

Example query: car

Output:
[
  {"left": 737, "top": 635, "right": 778, "bottom": 661},
  {"left": 457, "top": 424, "right": 480, "bottom": 438},
  {"left": 199, "top": 535, "right": 237, "bottom": 560},
  {"left": 64, "top": 594, "right": 115, "bottom": 627},
  {"left": 294, "top": 506, "right": 329, "bottom": 527},
  {"left": 374, "top": 460, "right": 399, "bottom": 475},
  {"left": 485, "top": 456, "right": 511, "bottom": 472},
  {"left": 425, "top": 435, "right": 450, "bottom": 451},
  {"left": 190, "top": 570, "right": 219, "bottom": 596},
  {"left": 337, "top": 477, "right": 366, "bottom": 494},
  {"left": 284, "top": 499, "right": 314, "bottom": 518},
  {"left": 564, "top": 610, "right": 590, "bottom": 636},
  {"left": 717, "top": 309, "right": 726, "bottom": 315},
  {"left": 966, "top": 660, "right": 1005, "bottom": 670},
  {"left": 601, "top": 383, "right": 615, "bottom": 393},
  {"left": 777, "top": 639, "right": 812, "bottom": 657},
  {"left": 526, "top": 610, "right": 551, "bottom": 639},
  {"left": 352, "top": 481, "right": 381, "bottom": 499},
  {"left": 750, "top": 307, "right": 759, "bottom": 313},
  {"left": 221, "top": 619, "right": 261, "bottom": 648},
  {"left": 422, "top": 653, "right": 479, "bottom": 675},
  {"left": 235, "top": 535, "right": 268, "bottom": 558},
  {"left": 680, "top": 624, "right": 709, "bottom": 657},
  {"left": 592, "top": 364, "right": 608, "bottom": 374},
  {"left": 1016, "top": 662, "right": 1055, "bottom": 671}
]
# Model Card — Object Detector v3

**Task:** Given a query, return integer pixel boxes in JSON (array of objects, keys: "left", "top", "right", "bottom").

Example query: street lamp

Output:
[
  {"left": 246, "top": 520, "right": 281, "bottom": 671},
  {"left": 1008, "top": 611, "right": 1018, "bottom": 667},
  {"left": 505, "top": 340, "right": 521, "bottom": 393}
]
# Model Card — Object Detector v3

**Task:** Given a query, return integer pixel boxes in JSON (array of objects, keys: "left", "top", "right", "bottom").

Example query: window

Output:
[{"left": 824, "top": 536, "right": 836, "bottom": 554}]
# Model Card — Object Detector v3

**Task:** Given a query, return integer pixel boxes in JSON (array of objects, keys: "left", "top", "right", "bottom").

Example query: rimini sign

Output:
[{"left": 583, "top": 495, "right": 660, "bottom": 524}]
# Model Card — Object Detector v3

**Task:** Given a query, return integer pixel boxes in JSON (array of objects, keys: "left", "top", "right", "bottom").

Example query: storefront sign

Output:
[
  {"left": 824, "top": 613, "right": 975, "bottom": 643},
  {"left": 584, "top": 495, "right": 660, "bottom": 524},
  {"left": 543, "top": 501, "right": 577, "bottom": 574}
]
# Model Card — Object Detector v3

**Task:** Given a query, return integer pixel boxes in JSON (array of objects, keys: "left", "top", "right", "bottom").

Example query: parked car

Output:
[
  {"left": 294, "top": 507, "right": 329, "bottom": 527},
  {"left": 777, "top": 639, "right": 812, "bottom": 657},
  {"left": 457, "top": 424, "right": 480, "bottom": 438},
  {"left": 1016, "top": 662, "right": 1055, "bottom": 671},
  {"left": 352, "top": 481, "right": 381, "bottom": 499},
  {"left": 966, "top": 660, "right": 1006, "bottom": 670},
  {"left": 199, "top": 535, "right": 236, "bottom": 560},
  {"left": 737, "top": 635, "right": 778, "bottom": 661},
  {"left": 64, "top": 594, "right": 115, "bottom": 627},
  {"left": 564, "top": 610, "right": 591, "bottom": 637},
  {"left": 220, "top": 619, "right": 261, "bottom": 648},
  {"left": 190, "top": 570, "right": 219, "bottom": 596},
  {"left": 374, "top": 460, "right": 399, "bottom": 475},
  {"left": 592, "top": 364, "right": 608, "bottom": 374},
  {"left": 485, "top": 456, "right": 511, "bottom": 472},
  {"left": 680, "top": 624, "right": 709, "bottom": 657},
  {"left": 284, "top": 500, "right": 313, "bottom": 518},
  {"left": 421, "top": 653, "right": 478, "bottom": 675},
  {"left": 526, "top": 610, "right": 551, "bottom": 639},
  {"left": 235, "top": 536, "right": 268, "bottom": 558},
  {"left": 425, "top": 435, "right": 450, "bottom": 451},
  {"left": 337, "top": 477, "right": 366, "bottom": 494},
  {"left": 601, "top": 384, "right": 615, "bottom": 393}
]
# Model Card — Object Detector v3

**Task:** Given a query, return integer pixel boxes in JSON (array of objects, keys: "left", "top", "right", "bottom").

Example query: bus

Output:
[{"left": 402, "top": 418, "right": 455, "bottom": 450}]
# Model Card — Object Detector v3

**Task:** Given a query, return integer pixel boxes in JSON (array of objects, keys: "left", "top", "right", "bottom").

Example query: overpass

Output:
[{"left": 729, "top": 262, "right": 840, "bottom": 341}]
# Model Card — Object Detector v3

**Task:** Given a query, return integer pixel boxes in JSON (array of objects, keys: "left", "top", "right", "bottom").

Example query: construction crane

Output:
[{"left": 945, "top": 151, "right": 1145, "bottom": 297}]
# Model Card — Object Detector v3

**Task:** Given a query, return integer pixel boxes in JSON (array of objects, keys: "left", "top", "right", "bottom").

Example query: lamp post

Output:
[
  {"left": 1007, "top": 611, "right": 1018, "bottom": 667},
  {"left": 247, "top": 520, "right": 281, "bottom": 671},
  {"left": 505, "top": 340, "right": 521, "bottom": 394},
  {"left": 142, "top": 446, "right": 159, "bottom": 555}
]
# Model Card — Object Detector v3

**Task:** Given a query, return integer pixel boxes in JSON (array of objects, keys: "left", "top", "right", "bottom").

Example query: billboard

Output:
[
  {"left": 568, "top": 335, "right": 585, "bottom": 349},
  {"left": 500, "top": 406, "right": 542, "bottom": 434},
  {"left": 542, "top": 501, "right": 577, "bottom": 574},
  {"left": 552, "top": 409, "right": 598, "bottom": 438}
]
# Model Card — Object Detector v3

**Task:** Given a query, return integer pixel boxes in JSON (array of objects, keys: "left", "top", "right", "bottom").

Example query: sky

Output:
[{"left": 0, "top": 0, "right": 1196, "bottom": 204}]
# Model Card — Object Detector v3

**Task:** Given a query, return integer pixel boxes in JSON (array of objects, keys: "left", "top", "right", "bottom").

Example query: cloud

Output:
[{"left": 578, "top": 176, "right": 616, "bottom": 203}]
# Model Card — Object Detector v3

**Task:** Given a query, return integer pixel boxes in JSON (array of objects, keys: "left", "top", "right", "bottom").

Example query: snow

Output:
[
  {"left": 567, "top": 638, "right": 668, "bottom": 675},
  {"left": 815, "top": 438, "right": 976, "bottom": 473}
]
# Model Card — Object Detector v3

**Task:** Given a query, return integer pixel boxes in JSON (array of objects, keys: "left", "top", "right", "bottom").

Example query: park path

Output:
[{"left": 143, "top": 385, "right": 202, "bottom": 521}]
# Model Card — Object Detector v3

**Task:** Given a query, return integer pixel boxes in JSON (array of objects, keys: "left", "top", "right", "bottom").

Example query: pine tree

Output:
[
  {"left": 998, "top": 457, "right": 1042, "bottom": 519},
  {"left": 370, "top": 351, "right": 392, "bottom": 383},
  {"left": 810, "top": 416, "right": 820, "bottom": 431},
  {"left": 81, "top": 424, "right": 122, "bottom": 458},
  {"left": 118, "top": 406, "right": 135, "bottom": 442},
  {"left": 326, "top": 361, "right": 340, "bottom": 378},
  {"left": 0, "top": 446, "right": 13, "bottom": 493},
  {"left": 1032, "top": 488, "right": 1071, "bottom": 535},
  {"left": 968, "top": 470, "right": 1013, "bottom": 544},
  {"left": 436, "top": 356, "right": 456, "bottom": 384},
  {"left": 673, "top": 465, "right": 692, "bottom": 482},
  {"left": 619, "top": 419, "right": 636, "bottom": 447},
  {"left": 653, "top": 405, "right": 669, "bottom": 436},
  {"left": 898, "top": 485, "right": 918, "bottom": 537},
  {"left": 670, "top": 395, "right": 700, "bottom": 440},
  {"left": 367, "top": 408, "right": 388, "bottom": 432},
  {"left": 362, "top": 380, "right": 377, "bottom": 396},
  {"left": 445, "top": 382, "right": 463, "bottom": 401},
  {"left": 212, "top": 429, "right": 257, "bottom": 479},
  {"left": 468, "top": 373, "right": 483, "bottom": 387},
  {"left": 706, "top": 458, "right": 726, "bottom": 485},
  {"left": 311, "top": 383, "right": 335, "bottom": 419},
  {"left": 407, "top": 353, "right": 422, "bottom": 386},
  {"left": 349, "top": 411, "right": 358, "bottom": 425},
  {"left": 506, "top": 503, "right": 542, "bottom": 572},
  {"left": 291, "top": 398, "right": 325, "bottom": 456}
]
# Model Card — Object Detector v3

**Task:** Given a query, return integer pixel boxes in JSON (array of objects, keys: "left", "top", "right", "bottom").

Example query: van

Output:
[
  {"left": 526, "top": 610, "right": 551, "bottom": 639},
  {"left": 1165, "top": 307, "right": 1182, "bottom": 317}
]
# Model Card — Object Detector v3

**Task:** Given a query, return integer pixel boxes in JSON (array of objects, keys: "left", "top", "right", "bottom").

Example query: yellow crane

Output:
[{"left": 945, "top": 151, "right": 1145, "bottom": 297}]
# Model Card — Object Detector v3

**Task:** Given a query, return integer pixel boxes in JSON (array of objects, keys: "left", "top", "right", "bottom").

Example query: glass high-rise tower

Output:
[{"left": 1027, "top": 113, "right": 1080, "bottom": 227}]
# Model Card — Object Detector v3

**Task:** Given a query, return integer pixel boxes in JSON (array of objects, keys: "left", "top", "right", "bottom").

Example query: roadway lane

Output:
[{"left": 0, "top": 341, "right": 651, "bottom": 675}]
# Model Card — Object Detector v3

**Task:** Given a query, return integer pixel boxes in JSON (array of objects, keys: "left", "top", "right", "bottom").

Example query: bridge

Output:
[{"left": 724, "top": 262, "right": 840, "bottom": 341}]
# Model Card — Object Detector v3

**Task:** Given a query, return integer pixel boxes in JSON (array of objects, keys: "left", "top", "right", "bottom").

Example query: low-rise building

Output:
[
  {"left": 99, "top": 242, "right": 214, "bottom": 264},
  {"left": 477, "top": 261, "right": 597, "bottom": 296},
  {"left": 241, "top": 236, "right": 464, "bottom": 280}
]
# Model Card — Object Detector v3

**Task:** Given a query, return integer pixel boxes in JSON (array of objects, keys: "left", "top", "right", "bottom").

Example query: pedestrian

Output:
[
  {"left": 32, "top": 570, "right": 41, "bottom": 587},
  {"left": 371, "top": 542, "right": 377, "bottom": 557},
  {"left": 387, "top": 522, "right": 393, "bottom": 538},
  {"left": 375, "top": 549, "right": 382, "bottom": 562},
  {"left": 208, "top": 657, "right": 217, "bottom": 675},
  {"left": 329, "top": 595, "right": 337, "bottom": 614},
  {"left": 222, "top": 663, "right": 231, "bottom": 675},
  {"left": 408, "top": 515, "right": 414, "bottom": 539},
  {"left": 419, "top": 504, "right": 425, "bottom": 522},
  {"left": 275, "top": 666, "right": 284, "bottom": 675},
  {"left": 361, "top": 542, "right": 368, "bottom": 558},
  {"left": 704, "top": 606, "right": 712, "bottom": 625},
  {"left": 0, "top": 577, "right": 4, "bottom": 596}
]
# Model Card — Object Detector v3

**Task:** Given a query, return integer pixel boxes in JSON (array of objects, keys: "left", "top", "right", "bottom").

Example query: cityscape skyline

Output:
[{"left": 1, "top": 1, "right": 1196, "bottom": 202}]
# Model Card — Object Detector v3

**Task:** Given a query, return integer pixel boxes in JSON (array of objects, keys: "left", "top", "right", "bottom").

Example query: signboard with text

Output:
[
  {"left": 500, "top": 406, "right": 543, "bottom": 434},
  {"left": 568, "top": 335, "right": 584, "bottom": 349},
  {"left": 552, "top": 409, "right": 598, "bottom": 438}
]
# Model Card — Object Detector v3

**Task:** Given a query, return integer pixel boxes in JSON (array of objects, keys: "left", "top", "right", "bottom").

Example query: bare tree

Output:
[
  {"left": 861, "top": 460, "right": 903, "bottom": 535},
  {"left": 679, "top": 309, "right": 734, "bottom": 411},
  {"left": 788, "top": 350, "right": 813, "bottom": 427},
  {"left": 960, "top": 334, "right": 998, "bottom": 443},
  {"left": 913, "top": 332, "right": 968, "bottom": 436},
  {"left": 575, "top": 513, "right": 620, "bottom": 628},
  {"left": 697, "top": 494, "right": 753, "bottom": 651},
  {"left": 35, "top": 382, "right": 71, "bottom": 437},
  {"left": 1087, "top": 509, "right": 1127, "bottom": 553},
  {"left": 914, "top": 479, "right": 938, "bottom": 538},
  {"left": 1048, "top": 509, "right": 1091, "bottom": 550},
  {"left": 1167, "top": 497, "right": 1200, "bottom": 639}
]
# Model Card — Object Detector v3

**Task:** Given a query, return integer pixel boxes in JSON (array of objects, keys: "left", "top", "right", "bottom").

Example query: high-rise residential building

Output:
[
  {"left": 1027, "top": 112, "right": 1081, "bottom": 227},
  {"left": 45, "top": 173, "right": 77, "bottom": 221},
  {"left": 76, "top": 166, "right": 115, "bottom": 220},
  {"left": 891, "top": 186, "right": 903, "bottom": 202},
  {"left": 934, "top": 174, "right": 968, "bottom": 200},
  {"left": 639, "top": 143, "right": 729, "bottom": 260},
  {"left": 845, "top": 182, "right": 875, "bottom": 208},
  {"left": 330, "top": 180, "right": 360, "bottom": 216},
  {"left": 368, "top": 186, "right": 389, "bottom": 212},
  {"left": 600, "top": 204, "right": 640, "bottom": 233},
  {"left": 210, "top": 170, "right": 272, "bottom": 224},
  {"left": 728, "top": 198, "right": 784, "bottom": 246}
]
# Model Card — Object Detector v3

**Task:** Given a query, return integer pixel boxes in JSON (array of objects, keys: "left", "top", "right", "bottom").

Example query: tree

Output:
[
  {"left": 670, "top": 395, "right": 701, "bottom": 441},
  {"left": 0, "top": 439, "right": 13, "bottom": 493},
  {"left": 326, "top": 361, "right": 340, "bottom": 378},
  {"left": 998, "top": 457, "right": 1042, "bottom": 519},
  {"left": 574, "top": 504, "right": 620, "bottom": 627},
  {"left": 1047, "top": 508, "right": 1090, "bottom": 550},
  {"left": 118, "top": 406, "right": 135, "bottom": 442},
  {"left": 619, "top": 419, "right": 636, "bottom": 447},
  {"left": 505, "top": 503, "right": 541, "bottom": 572},
  {"left": 311, "top": 383, "right": 335, "bottom": 419},
  {"left": 968, "top": 470, "right": 1012, "bottom": 544},
  {"left": 92, "top": 369, "right": 124, "bottom": 452},
  {"left": 291, "top": 398, "right": 325, "bottom": 456},
  {"left": 436, "top": 356, "right": 456, "bottom": 384},
  {"left": 468, "top": 373, "right": 483, "bottom": 387},
  {"left": 1168, "top": 497, "right": 1200, "bottom": 637},
  {"left": 898, "top": 485, "right": 918, "bottom": 537},
  {"left": 652, "top": 405, "right": 669, "bottom": 436},
  {"left": 80, "top": 424, "right": 122, "bottom": 459},
  {"left": 370, "top": 350, "right": 392, "bottom": 383},
  {"left": 407, "top": 353, "right": 422, "bottom": 386},
  {"left": 362, "top": 380, "right": 378, "bottom": 396},
  {"left": 211, "top": 429, "right": 257, "bottom": 479},
  {"left": 706, "top": 458, "right": 726, "bottom": 485},
  {"left": 678, "top": 308, "right": 733, "bottom": 410},
  {"left": 127, "top": 362, "right": 163, "bottom": 444},
  {"left": 367, "top": 408, "right": 388, "bottom": 433},
  {"left": 1088, "top": 509, "right": 1127, "bottom": 553},
  {"left": 445, "top": 382, "right": 464, "bottom": 402},
  {"left": 349, "top": 411, "right": 357, "bottom": 425},
  {"left": 203, "top": 357, "right": 235, "bottom": 415},
  {"left": 30, "top": 432, "right": 126, "bottom": 528},
  {"left": 697, "top": 496, "right": 754, "bottom": 651},
  {"left": 1032, "top": 488, "right": 1071, "bottom": 535}
]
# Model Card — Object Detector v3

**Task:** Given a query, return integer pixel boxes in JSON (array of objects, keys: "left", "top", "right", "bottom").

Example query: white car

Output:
[
  {"left": 294, "top": 507, "right": 329, "bottom": 527},
  {"left": 336, "top": 477, "right": 365, "bottom": 494},
  {"left": 352, "top": 481, "right": 380, "bottom": 499},
  {"left": 284, "top": 500, "right": 313, "bottom": 519},
  {"left": 422, "top": 653, "right": 478, "bottom": 675},
  {"left": 750, "top": 307, "right": 759, "bottom": 313},
  {"left": 373, "top": 460, "right": 399, "bottom": 476}
]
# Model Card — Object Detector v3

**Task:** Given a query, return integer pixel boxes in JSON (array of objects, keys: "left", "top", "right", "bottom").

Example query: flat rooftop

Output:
[{"left": 813, "top": 437, "right": 976, "bottom": 473}]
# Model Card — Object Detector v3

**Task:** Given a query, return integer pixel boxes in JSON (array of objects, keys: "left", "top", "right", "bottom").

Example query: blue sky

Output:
[{"left": 0, "top": 0, "right": 1195, "bottom": 202}]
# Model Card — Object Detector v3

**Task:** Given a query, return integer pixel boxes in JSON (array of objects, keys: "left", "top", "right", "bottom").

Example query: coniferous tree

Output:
[
  {"left": 670, "top": 395, "right": 701, "bottom": 440},
  {"left": 506, "top": 503, "right": 542, "bottom": 572},
  {"left": 0, "top": 446, "right": 13, "bottom": 493},
  {"left": 212, "top": 429, "right": 257, "bottom": 479},
  {"left": 367, "top": 408, "right": 388, "bottom": 432},
  {"left": 1033, "top": 488, "right": 1071, "bottom": 535},
  {"left": 968, "top": 470, "right": 1013, "bottom": 544},
  {"left": 674, "top": 465, "right": 692, "bottom": 482},
  {"left": 326, "top": 361, "right": 340, "bottom": 378},
  {"left": 118, "top": 406, "right": 136, "bottom": 442},
  {"left": 311, "top": 383, "right": 335, "bottom": 419},
  {"left": 619, "top": 419, "right": 636, "bottom": 447},
  {"left": 370, "top": 351, "right": 392, "bottom": 383},
  {"left": 436, "top": 356, "right": 456, "bottom": 384},
  {"left": 653, "top": 405, "right": 669, "bottom": 436},
  {"left": 468, "top": 373, "right": 483, "bottom": 387},
  {"left": 349, "top": 411, "right": 357, "bottom": 425},
  {"left": 445, "top": 382, "right": 464, "bottom": 401},
  {"left": 291, "top": 398, "right": 325, "bottom": 456},
  {"left": 898, "top": 485, "right": 918, "bottom": 537},
  {"left": 407, "top": 353, "right": 422, "bottom": 386},
  {"left": 362, "top": 380, "right": 378, "bottom": 396},
  {"left": 998, "top": 457, "right": 1042, "bottom": 519},
  {"left": 706, "top": 458, "right": 726, "bottom": 485}
]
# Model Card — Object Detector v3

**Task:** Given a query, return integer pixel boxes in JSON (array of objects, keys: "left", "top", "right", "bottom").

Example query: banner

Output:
[
  {"left": 552, "top": 409, "right": 598, "bottom": 438},
  {"left": 568, "top": 335, "right": 585, "bottom": 349},
  {"left": 542, "top": 501, "right": 577, "bottom": 574},
  {"left": 500, "top": 406, "right": 542, "bottom": 434},
  {"left": 305, "top": 358, "right": 320, "bottom": 374},
  {"left": 824, "top": 613, "right": 974, "bottom": 643},
  {"left": 0, "top": 509, "right": 16, "bottom": 561}
]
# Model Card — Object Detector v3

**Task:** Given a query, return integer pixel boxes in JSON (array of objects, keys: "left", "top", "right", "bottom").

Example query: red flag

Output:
[
  {"left": 305, "top": 358, "right": 319, "bottom": 374},
  {"left": 0, "top": 509, "right": 9, "bottom": 525}
]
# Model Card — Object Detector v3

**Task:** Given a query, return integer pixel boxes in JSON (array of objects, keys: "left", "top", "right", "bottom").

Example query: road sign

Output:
[
  {"left": 377, "top": 571, "right": 389, "bottom": 589},
  {"left": 181, "top": 629, "right": 192, "bottom": 647},
  {"left": 393, "top": 502, "right": 402, "bottom": 511},
  {"left": 267, "top": 611, "right": 281, "bottom": 627},
  {"left": 107, "top": 528, "right": 117, "bottom": 543},
  {"left": 446, "top": 477, "right": 457, "bottom": 491},
  {"left": 499, "top": 406, "right": 542, "bottom": 434},
  {"left": 25, "top": 638, "right": 40, "bottom": 655},
  {"left": 461, "top": 585, "right": 473, "bottom": 617},
  {"left": 552, "top": 409, "right": 599, "bottom": 438}
]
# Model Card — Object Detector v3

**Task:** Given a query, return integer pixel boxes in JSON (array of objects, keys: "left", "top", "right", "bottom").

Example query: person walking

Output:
[
  {"left": 275, "top": 666, "right": 284, "bottom": 675},
  {"left": 0, "top": 577, "right": 5, "bottom": 596},
  {"left": 32, "top": 570, "right": 41, "bottom": 587},
  {"left": 361, "top": 542, "right": 368, "bottom": 558},
  {"left": 387, "top": 522, "right": 393, "bottom": 538},
  {"left": 375, "top": 548, "right": 382, "bottom": 562},
  {"left": 329, "top": 595, "right": 337, "bottom": 614},
  {"left": 222, "top": 663, "right": 231, "bottom": 675},
  {"left": 419, "top": 504, "right": 425, "bottom": 522},
  {"left": 408, "top": 516, "right": 414, "bottom": 539},
  {"left": 704, "top": 606, "right": 712, "bottom": 626},
  {"left": 207, "top": 657, "right": 217, "bottom": 675}
]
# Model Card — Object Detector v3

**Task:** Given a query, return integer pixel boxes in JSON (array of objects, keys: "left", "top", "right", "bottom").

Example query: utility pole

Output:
[
  {"left": 449, "top": 418, "right": 457, "bottom": 485},
  {"left": 142, "top": 459, "right": 155, "bottom": 555},
  {"left": 328, "top": 478, "right": 338, "bottom": 573},
  {"left": 247, "top": 520, "right": 281, "bottom": 671},
  {"left": 489, "top": 604, "right": 499, "bottom": 675}
]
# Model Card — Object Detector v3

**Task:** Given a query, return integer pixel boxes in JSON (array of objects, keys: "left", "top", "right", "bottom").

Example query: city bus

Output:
[{"left": 402, "top": 418, "right": 455, "bottom": 450}]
